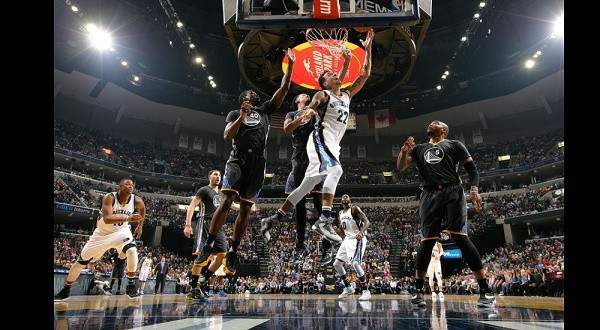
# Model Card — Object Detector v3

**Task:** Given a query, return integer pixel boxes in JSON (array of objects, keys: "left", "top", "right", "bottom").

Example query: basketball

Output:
[{"left": 354, "top": 26, "right": 370, "bottom": 33}]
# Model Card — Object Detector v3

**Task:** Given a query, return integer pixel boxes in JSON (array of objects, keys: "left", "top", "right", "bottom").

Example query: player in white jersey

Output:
[
  {"left": 54, "top": 178, "right": 146, "bottom": 301},
  {"left": 427, "top": 241, "right": 444, "bottom": 300},
  {"left": 137, "top": 252, "right": 154, "bottom": 294},
  {"left": 332, "top": 194, "right": 372, "bottom": 300},
  {"left": 260, "top": 29, "right": 374, "bottom": 245}
]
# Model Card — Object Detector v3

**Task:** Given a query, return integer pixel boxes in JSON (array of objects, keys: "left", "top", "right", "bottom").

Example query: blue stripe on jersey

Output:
[
  {"left": 352, "top": 239, "right": 362, "bottom": 264},
  {"left": 313, "top": 128, "right": 340, "bottom": 173}
]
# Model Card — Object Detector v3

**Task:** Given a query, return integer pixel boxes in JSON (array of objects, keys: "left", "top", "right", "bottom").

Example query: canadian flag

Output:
[{"left": 367, "top": 109, "right": 396, "bottom": 129}]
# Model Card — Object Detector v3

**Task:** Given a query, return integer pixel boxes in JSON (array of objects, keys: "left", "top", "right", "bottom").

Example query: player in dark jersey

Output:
[
  {"left": 184, "top": 169, "right": 252, "bottom": 300},
  {"left": 195, "top": 49, "right": 296, "bottom": 276},
  {"left": 108, "top": 248, "right": 126, "bottom": 295},
  {"left": 260, "top": 93, "right": 336, "bottom": 265},
  {"left": 396, "top": 120, "right": 495, "bottom": 307}
]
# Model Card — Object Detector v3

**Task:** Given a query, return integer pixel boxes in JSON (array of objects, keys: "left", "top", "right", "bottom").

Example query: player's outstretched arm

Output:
[
  {"left": 271, "top": 48, "right": 296, "bottom": 108},
  {"left": 345, "top": 29, "right": 373, "bottom": 98}
]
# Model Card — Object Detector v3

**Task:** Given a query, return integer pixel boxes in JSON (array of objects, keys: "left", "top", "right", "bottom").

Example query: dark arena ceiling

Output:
[{"left": 54, "top": 0, "right": 564, "bottom": 117}]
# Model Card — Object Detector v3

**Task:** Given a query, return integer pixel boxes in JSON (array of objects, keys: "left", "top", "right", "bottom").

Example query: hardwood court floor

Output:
[{"left": 53, "top": 293, "right": 565, "bottom": 329}]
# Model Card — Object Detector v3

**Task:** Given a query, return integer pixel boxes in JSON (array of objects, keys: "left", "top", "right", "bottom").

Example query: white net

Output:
[{"left": 305, "top": 28, "right": 349, "bottom": 58}]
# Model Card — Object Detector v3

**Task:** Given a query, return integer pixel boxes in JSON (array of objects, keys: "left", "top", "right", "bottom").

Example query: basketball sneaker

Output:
[
  {"left": 432, "top": 292, "right": 437, "bottom": 300},
  {"left": 411, "top": 290, "right": 426, "bottom": 307},
  {"left": 218, "top": 289, "right": 228, "bottom": 297},
  {"left": 260, "top": 214, "right": 279, "bottom": 243},
  {"left": 54, "top": 286, "right": 71, "bottom": 302},
  {"left": 477, "top": 289, "right": 496, "bottom": 307},
  {"left": 187, "top": 288, "right": 204, "bottom": 300},
  {"left": 319, "top": 253, "right": 332, "bottom": 266},
  {"left": 126, "top": 284, "right": 141, "bottom": 299},
  {"left": 295, "top": 243, "right": 310, "bottom": 263},
  {"left": 338, "top": 285, "right": 355, "bottom": 299},
  {"left": 224, "top": 251, "right": 239, "bottom": 276},
  {"left": 438, "top": 292, "right": 445, "bottom": 300},
  {"left": 207, "top": 289, "right": 214, "bottom": 297},
  {"left": 359, "top": 289, "right": 371, "bottom": 301},
  {"left": 312, "top": 217, "right": 342, "bottom": 243}
]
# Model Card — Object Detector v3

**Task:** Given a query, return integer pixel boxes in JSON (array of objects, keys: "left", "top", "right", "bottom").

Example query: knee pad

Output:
[
  {"left": 352, "top": 261, "right": 365, "bottom": 277},
  {"left": 125, "top": 246, "right": 138, "bottom": 273},
  {"left": 322, "top": 165, "right": 343, "bottom": 195},
  {"left": 333, "top": 259, "right": 346, "bottom": 276}
]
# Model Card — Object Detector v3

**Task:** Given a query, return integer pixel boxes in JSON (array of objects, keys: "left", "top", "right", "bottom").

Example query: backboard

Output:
[
  {"left": 234, "top": 0, "right": 421, "bottom": 30},
  {"left": 222, "top": 0, "right": 433, "bottom": 102}
]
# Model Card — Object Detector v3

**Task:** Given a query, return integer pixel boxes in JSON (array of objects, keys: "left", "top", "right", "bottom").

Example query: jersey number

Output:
[{"left": 337, "top": 110, "right": 348, "bottom": 124}]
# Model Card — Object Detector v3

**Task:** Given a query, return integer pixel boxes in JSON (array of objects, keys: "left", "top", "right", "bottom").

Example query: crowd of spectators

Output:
[
  {"left": 55, "top": 118, "right": 563, "bottom": 192},
  {"left": 53, "top": 229, "right": 563, "bottom": 298},
  {"left": 54, "top": 169, "right": 564, "bottom": 276}
]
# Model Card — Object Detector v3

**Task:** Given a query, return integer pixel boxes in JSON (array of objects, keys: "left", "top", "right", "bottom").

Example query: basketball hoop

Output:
[{"left": 305, "top": 27, "right": 349, "bottom": 58}]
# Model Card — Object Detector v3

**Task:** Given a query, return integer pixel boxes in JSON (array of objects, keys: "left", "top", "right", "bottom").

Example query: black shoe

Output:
[
  {"left": 295, "top": 244, "right": 310, "bottom": 263},
  {"left": 196, "top": 244, "right": 215, "bottom": 267},
  {"left": 224, "top": 251, "right": 239, "bottom": 276},
  {"left": 411, "top": 290, "right": 426, "bottom": 307},
  {"left": 319, "top": 253, "right": 332, "bottom": 266},
  {"left": 126, "top": 284, "right": 141, "bottom": 299},
  {"left": 260, "top": 214, "right": 279, "bottom": 242},
  {"left": 187, "top": 288, "right": 203, "bottom": 300},
  {"left": 319, "top": 242, "right": 337, "bottom": 266},
  {"left": 477, "top": 289, "right": 496, "bottom": 307},
  {"left": 54, "top": 286, "right": 71, "bottom": 302}
]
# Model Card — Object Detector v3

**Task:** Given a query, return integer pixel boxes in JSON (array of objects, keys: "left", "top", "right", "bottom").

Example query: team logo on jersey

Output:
[
  {"left": 213, "top": 194, "right": 221, "bottom": 208},
  {"left": 424, "top": 147, "right": 444, "bottom": 164},
  {"left": 243, "top": 110, "right": 261, "bottom": 126}
]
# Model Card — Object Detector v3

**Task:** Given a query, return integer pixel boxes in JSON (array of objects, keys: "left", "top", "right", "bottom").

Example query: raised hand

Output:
[
  {"left": 285, "top": 48, "right": 296, "bottom": 64},
  {"left": 341, "top": 46, "right": 351, "bottom": 60},
  {"left": 360, "top": 29, "right": 374, "bottom": 49},
  {"left": 402, "top": 136, "right": 415, "bottom": 153}
]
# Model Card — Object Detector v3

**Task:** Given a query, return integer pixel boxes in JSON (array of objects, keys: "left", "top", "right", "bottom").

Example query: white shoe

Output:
[
  {"left": 338, "top": 286, "right": 355, "bottom": 299},
  {"left": 432, "top": 292, "right": 437, "bottom": 300},
  {"left": 438, "top": 292, "right": 445, "bottom": 300},
  {"left": 312, "top": 218, "right": 343, "bottom": 243},
  {"left": 359, "top": 289, "right": 371, "bottom": 301}
]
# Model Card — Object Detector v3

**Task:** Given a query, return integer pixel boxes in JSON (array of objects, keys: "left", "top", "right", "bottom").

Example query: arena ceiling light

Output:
[{"left": 86, "top": 24, "right": 112, "bottom": 50}]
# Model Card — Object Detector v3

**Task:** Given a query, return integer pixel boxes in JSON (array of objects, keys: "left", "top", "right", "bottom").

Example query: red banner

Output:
[{"left": 282, "top": 42, "right": 365, "bottom": 90}]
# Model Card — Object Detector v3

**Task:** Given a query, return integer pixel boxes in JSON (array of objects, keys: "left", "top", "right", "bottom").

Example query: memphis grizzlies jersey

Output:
[
  {"left": 140, "top": 257, "right": 153, "bottom": 272},
  {"left": 338, "top": 205, "right": 365, "bottom": 239},
  {"left": 96, "top": 192, "right": 135, "bottom": 235},
  {"left": 313, "top": 90, "right": 350, "bottom": 159}
]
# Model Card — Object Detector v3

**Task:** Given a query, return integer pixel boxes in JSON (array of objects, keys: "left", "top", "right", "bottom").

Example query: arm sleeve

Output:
[{"left": 463, "top": 160, "right": 479, "bottom": 188}]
